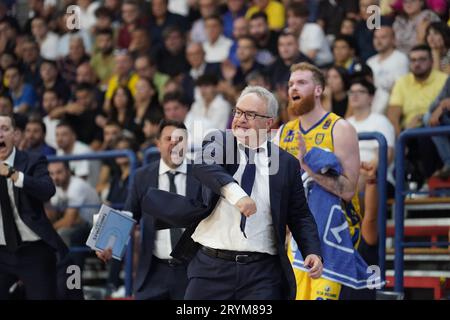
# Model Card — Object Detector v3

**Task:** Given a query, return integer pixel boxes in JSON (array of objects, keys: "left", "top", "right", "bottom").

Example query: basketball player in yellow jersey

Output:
[{"left": 277, "top": 62, "right": 361, "bottom": 300}]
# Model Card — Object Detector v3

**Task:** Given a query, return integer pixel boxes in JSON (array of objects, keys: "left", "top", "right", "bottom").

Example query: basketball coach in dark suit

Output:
[
  {"left": 0, "top": 113, "right": 68, "bottom": 299},
  {"left": 143, "top": 86, "right": 323, "bottom": 300},
  {"left": 97, "top": 120, "right": 203, "bottom": 300}
]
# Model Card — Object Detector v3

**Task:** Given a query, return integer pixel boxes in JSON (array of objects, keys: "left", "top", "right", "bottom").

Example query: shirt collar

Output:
[
  {"left": 3, "top": 147, "right": 16, "bottom": 167},
  {"left": 159, "top": 158, "right": 187, "bottom": 176},
  {"left": 237, "top": 139, "right": 268, "bottom": 155}
]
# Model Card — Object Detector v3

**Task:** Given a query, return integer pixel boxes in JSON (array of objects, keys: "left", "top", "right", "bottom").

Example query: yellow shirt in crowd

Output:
[
  {"left": 245, "top": 0, "right": 285, "bottom": 30},
  {"left": 389, "top": 70, "right": 448, "bottom": 128}
]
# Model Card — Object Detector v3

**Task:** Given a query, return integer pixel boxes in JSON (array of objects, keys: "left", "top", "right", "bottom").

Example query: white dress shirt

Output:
[
  {"left": 203, "top": 35, "right": 233, "bottom": 63},
  {"left": 153, "top": 159, "right": 187, "bottom": 259},
  {"left": 0, "top": 148, "right": 40, "bottom": 245},
  {"left": 192, "top": 140, "right": 277, "bottom": 255}
]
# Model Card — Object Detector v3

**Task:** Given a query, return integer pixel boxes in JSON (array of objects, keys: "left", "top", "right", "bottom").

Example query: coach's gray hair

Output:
[{"left": 237, "top": 86, "right": 279, "bottom": 119}]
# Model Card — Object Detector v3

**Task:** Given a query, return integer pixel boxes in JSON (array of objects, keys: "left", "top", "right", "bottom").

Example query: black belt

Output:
[
  {"left": 200, "top": 246, "right": 273, "bottom": 264},
  {"left": 153, "top": 256, "right": 184, "bottom": 267}
]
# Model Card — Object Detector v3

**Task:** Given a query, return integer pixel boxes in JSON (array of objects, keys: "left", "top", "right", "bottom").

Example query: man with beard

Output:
[
  {"left": 276, "top": 62, "right": 362, "bottom": 300},
  {"left": 90, "top": 28, "right": 116, "bottom": 89}
]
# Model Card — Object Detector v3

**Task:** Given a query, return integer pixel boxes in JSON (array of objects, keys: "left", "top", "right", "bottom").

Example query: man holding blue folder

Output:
[{"left": 97, "top": 119, "right": 203, "bottom": 300}]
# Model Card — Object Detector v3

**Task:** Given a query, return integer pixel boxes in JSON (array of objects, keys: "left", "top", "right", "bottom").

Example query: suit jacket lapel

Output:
[
  {"left": 185, "top": 165, "right": 198, "bottom": 200},
  {"left": 268, "top": 142, "right": 282, "bottom": 227}
]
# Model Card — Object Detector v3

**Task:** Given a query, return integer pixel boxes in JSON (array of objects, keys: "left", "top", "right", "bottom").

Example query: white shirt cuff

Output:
[
  {"left": 221, "top": 182, "right": 248, "bottom": 205},
  {"left": 14, "top": 172, "right": 24, "bottom": 188}
]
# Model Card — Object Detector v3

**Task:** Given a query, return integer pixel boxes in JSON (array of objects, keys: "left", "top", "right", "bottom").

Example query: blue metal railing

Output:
[
  {"left": 394, "top": 126, "right": 450, "bottom": 293},
  {"left": 48, "top": 150, "right": 138, "bottom": 297},
  {"left": 358, "top": 132, "right": 388, "bottom": 285}
]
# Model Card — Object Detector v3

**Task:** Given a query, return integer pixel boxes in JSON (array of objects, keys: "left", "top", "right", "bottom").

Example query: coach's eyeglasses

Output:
[{"left": 232, "top": 108, "right": 272, "bottom": 121}]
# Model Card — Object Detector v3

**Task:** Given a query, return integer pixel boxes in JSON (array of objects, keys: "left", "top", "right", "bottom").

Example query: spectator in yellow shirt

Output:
[
  {"left": 104, "top": 50, "right": 139, "bottom": 112},
  {"left": 387, "top": 44, "right": 448, "bottom": 185},
  {"left": 245, "top": 0, "right": 285, "bottom": 31}
]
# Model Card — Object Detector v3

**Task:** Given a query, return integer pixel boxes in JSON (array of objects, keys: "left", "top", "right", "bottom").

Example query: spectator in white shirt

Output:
[
  {"left": 42, "top": 89, "right": 62, "bottom": 149},
  {"left": 190, "top": 0, "right": 219, "bottom": 43},
  {"left": 286, "top": 3, "right": 333, "bottom": 67},
  {"left": 189, "top": 74, "right": 231, "bottom": 131},
  {"left": 347, "top": 79, "right": 395, "bottom": 190},
  {"left": 203, "top": 15, "right": 233, "bottom": 63},
  {"left": 30, "top": 16, "right": 60, "bottom": 60},
  {"left": 47, "top": 161, "right": 100, "bottom": 271},
  {"left": 55, "top": 121, "right": 92, "bottom": 180},
  {"left": 367, "top": 25, "right": 410, "bottom": 114}
]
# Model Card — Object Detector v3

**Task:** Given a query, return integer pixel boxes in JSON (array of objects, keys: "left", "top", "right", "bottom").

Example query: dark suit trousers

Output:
[
  {"left": 184, "top": 250, "right": 284, "bottom": 300},
  {"left": 135, "top": 256, "right": 188, "bottom": 300},
  {"left": 0, "top": 241, "right": 57, "bottom": 300}
]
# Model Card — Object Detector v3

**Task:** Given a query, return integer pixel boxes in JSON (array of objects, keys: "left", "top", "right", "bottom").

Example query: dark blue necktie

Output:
[
  {"left": 0, "top": 176, "right": 21, "bottom": 251},
  {"left": 167, "top": 172, "right": 183, "bottom": 248},
  {"left": 239, "top": 148, "right": 257, "bottom": 238}
]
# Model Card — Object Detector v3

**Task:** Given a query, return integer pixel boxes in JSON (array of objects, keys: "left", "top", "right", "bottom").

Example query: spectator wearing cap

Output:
[
  {"left": 245, "top": 0, "right": 286, "bottom": 31},
  {"left": 202, "top": 15, "right": 233, "bottom": 64},
  {"left": 189, "top": 74, "right": 231, "bottom": 131},
  {"left": 90, "top": 28, "right": 116, "bottom": 88},
  {"left": 367, "top": 25, "right": 410, "bottom": 114},
  {"left": 153, "top": 26, "right": 190, "bottom": 77},
  {"left": 286, "top": 2, "right": 333, "bottom": 68}
]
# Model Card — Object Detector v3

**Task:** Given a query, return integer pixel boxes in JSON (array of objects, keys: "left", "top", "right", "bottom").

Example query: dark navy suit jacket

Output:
[
  {"left": 142, "top": 131, "right": 322, "bottom": 300},
  {"left": 13, "top": 150, "right": 68, "bottom": 258},
  {"left": 124, "top": 160, "right": 202, "bottom": 293}
]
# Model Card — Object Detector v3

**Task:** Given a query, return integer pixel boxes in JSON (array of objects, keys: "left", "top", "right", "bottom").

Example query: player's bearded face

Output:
[{"left": 288, "top": 90, "right": 315, "bottom": 116}]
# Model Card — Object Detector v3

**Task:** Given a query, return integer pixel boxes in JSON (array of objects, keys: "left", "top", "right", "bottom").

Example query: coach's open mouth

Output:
[{"left": 292, "top": 95, "right": 301, "bottom": 101}]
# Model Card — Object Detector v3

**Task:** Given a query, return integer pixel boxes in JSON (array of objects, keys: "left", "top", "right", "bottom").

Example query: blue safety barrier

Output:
[
  {"left": 358, "top": 132, "right": 388, "bottom": 285},
  {"left": 394, "top": 126, "right": 450, "bottom": 294},
  {"left": 48, "top": 150, "right": 138, "bottom": 297}
]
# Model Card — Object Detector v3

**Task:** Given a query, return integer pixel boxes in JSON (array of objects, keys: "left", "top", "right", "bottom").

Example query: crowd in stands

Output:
[{"left": 0, "top": 0, "right": 449, "bottom": 290}]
